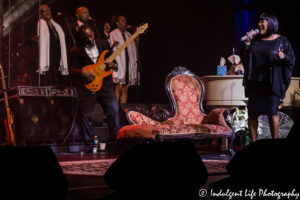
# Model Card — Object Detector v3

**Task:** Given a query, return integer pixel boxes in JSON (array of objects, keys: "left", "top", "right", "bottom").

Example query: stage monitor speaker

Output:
[
  {"left": 104, "top": 141, "right": 207, "bottom": 196},
  {"left": 0, "top": 146, "right": 68, "bottom": 200},
  {"left": 287, "top": 114, "right": 300, "bottom": 140},
  {"left": 227, "top": 139, "right": 300, "bottom": 187},
  {"left": 10, "top": 96, "right": 82, "bottom": 145}
]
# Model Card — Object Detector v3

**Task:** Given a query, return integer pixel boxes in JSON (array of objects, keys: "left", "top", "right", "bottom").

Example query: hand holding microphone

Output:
[
  {"left": 241, "top": 29, "right": 259, "bottom": 44},
  {"left": 88, "top": 16, "right": 97, "bottom": 22},
  {"left": 126, "top": 25, "right": 135, "bottom": 29}
]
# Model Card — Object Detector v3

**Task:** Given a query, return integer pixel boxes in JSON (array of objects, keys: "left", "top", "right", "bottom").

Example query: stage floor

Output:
[{"left": 55, "top": 148, "right": 231, "bottom": 200}]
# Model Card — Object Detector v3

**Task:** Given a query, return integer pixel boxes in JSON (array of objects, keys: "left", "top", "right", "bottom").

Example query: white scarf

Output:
[
  {"left": 109, "top": 29, "right": 139, "bottom": 86},
  {"left": 37, "top": 19, "right": 69, "bottom": 75}
]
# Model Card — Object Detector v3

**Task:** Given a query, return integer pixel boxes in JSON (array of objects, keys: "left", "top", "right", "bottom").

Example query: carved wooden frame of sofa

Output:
[{"left": 117, "top": 66, "right": 235, "bottom": 154}]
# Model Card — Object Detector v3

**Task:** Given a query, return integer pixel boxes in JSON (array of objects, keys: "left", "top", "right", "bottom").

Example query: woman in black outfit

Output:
[{"left": 240, "top": 12, "right": 296, "bottom": 142}]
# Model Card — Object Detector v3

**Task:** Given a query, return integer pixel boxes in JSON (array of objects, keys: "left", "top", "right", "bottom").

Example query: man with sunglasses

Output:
[{"left": 37, "top": 4, "right": 69, "bottom": 86}]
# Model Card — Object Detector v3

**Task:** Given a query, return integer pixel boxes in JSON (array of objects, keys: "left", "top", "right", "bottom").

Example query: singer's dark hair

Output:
[
  {"left": 110, "top": 15, "right": 118, "bottom": 30},
  {"left": 258, "top": 12, "right": 279, "bottom": 36},
  {"left": 110, "top": 15, "right": 125, "bottom": 30}
]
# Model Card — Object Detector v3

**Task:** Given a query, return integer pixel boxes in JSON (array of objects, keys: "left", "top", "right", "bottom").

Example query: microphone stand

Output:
[
  {"left": 127, "top": 27, "right": 141, "bottom": 103},
  {"left": 63, "top": 15, "right": 76, "bottom": 46},
  {"left": 136, "top": 41, "right": 141, "bottom": 104},
  {"left": 38, "top": 0, "right": 41, "bottom": 87}
]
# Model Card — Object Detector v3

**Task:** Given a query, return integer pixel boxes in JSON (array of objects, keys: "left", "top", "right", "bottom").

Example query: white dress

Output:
[{"left": 108, "top": 29, "right": 139, "bottom": 86}]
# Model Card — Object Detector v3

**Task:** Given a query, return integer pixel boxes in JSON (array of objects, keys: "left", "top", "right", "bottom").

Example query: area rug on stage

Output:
[
  {"left": 202, "top": 159, "right": 229, "bottom": 175},
  {"left": 59, "top": 159, "right": 117, "bottom": 176},
  {"left": 59, "top": 159, "right": 229, "bottom": 176}
]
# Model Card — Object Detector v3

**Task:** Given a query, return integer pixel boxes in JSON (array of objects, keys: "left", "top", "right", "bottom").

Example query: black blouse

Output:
[
  {"left": 41, "top": 23, "right": 62, "bottom": 86},
  {"left": 240, "top": 35, "right": 296, "bottom": 99}
]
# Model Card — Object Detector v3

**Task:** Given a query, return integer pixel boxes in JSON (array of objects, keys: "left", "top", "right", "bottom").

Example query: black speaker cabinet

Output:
[
  {"left": 227, "top": 139, "right": 300, "bottom": 186},
  {"left": 10, "top": 96, "right": 82, "bottom": 145},
  {"left": 0, "top": 146, "right": 68, "bottom": 199},
  {"left": 104, "top": 141, "right": 208, "bottom": 195}
]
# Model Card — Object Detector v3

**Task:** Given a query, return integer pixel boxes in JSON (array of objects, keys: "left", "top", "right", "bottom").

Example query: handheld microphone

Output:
[
  {"left": 88, "top": 17, "right": 97, "bottom": 22},
  {"left": 126, "top": 25, "right": 135, "bottom": 29},
  {"left": 240, "top": 29, "right": 259, "bottom": 42},
  {"left": 0, "top": 23, "right": 6, "bottom": 29},
  {"left": 57, "top": 12, "right": 69, "bottom": 17}
]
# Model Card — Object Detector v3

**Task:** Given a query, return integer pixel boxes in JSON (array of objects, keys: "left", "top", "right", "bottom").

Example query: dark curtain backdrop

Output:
[
  {"left": 3, "top": 0, "right": 299, "bottom": 104},
  {"left": 49, "top": 0, "right": 236, "bottom": 104}
]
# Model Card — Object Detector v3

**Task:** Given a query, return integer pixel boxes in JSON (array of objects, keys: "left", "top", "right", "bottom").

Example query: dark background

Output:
[{"left": 1, "top": 0, "right": 299, "bottom": 104}]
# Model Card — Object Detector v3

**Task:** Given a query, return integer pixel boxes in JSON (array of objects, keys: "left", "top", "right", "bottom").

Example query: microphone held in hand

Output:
[
  {"left": 57, "top": 12, "right": 69, "bottom": 17},
  {"left": 240, "top": 29, "right": 259, "bottom": 42},
  {"left": 126, "top": 25, "right": 136, "bottom": 29},
  {"left": 88, "top": 17, "right": 97, "bottom": 22}
]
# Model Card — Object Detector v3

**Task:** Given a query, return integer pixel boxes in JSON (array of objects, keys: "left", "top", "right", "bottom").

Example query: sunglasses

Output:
[{"left": 41, "top": 8, "right": 51, "bottom": 12}]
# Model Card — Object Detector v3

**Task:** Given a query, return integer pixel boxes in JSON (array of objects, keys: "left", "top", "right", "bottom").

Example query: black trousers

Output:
[{"left": 78, "top": 87, "right": 120, "bottom": 145}]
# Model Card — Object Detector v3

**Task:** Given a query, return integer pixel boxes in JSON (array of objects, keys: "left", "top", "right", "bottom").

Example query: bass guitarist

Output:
[{"left": 70, "top": 25, "right": 119, "bottom": 152}]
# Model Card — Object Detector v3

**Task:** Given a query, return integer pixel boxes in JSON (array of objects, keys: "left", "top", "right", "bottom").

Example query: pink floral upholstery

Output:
[
  {"left": 127, "top": 111, "right": 160, "bottom": 125},
  {"left": 117, "top": 68, "right": 233, "bottom": 140},
  {"left": 166, "top": 75, "right": 205, "bottom": 125}
]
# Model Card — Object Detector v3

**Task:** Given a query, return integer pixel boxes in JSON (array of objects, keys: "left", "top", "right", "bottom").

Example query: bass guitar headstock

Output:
[{"left": 136, "top": 23, "right": 149, "bottom": 34}]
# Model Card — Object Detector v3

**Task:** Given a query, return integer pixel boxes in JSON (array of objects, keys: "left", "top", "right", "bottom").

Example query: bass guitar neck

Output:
[{"left": 83, "top": 23, "right": 148, "bottom": 92}]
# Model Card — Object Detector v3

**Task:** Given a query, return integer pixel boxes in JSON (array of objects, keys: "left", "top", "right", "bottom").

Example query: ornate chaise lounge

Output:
[{"left": 117, "top": 66, "right": 235, "bottom": 154}]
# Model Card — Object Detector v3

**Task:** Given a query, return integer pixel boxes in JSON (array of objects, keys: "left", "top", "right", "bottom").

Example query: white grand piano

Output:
[{"left": 200, "top": 75, "right": 300, "bottom": 107}]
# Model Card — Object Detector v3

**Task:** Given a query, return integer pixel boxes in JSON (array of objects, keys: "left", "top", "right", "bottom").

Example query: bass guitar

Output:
[
  {"left": 0, "top": 64, "right": 16, "bottom": 146},
  {"left": 83, "top": 23, "right": 148, "bottom": 92}
]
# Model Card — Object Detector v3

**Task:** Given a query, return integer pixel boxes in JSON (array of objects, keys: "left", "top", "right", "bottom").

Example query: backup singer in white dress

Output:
[{"left": 109, "top": 15, "right": 139, "bottom": 103}]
